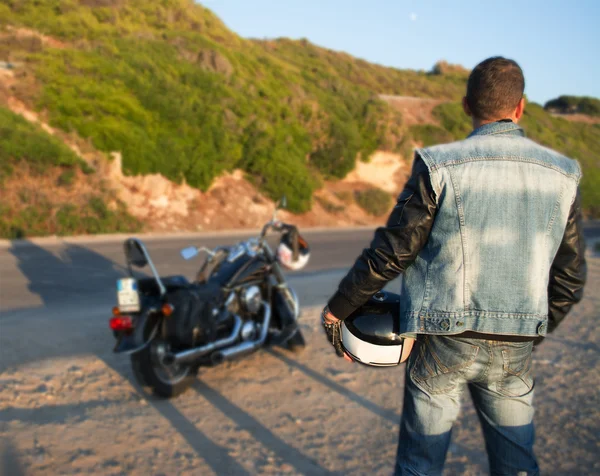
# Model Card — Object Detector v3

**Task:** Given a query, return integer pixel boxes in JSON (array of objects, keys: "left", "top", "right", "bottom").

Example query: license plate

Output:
[{"left": 117, "top": 278, "right": 140, "bottom": 312}]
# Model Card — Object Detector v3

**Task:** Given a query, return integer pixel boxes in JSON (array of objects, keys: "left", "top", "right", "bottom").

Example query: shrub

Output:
[
  {"left": 315, "top": 196, "right": 344, "bottom": 213},
  {"left": 0, "top": 202, "right": 52, "bottom": 238},
  {"left": 408, "top": 124, "right": 454, "bottom": 147},
  {"left": 0, "top": 107, "right": 88, "bottom": 176},
  {"left": 355, "top": 188, "right": 392, "bottom": 216},
  {"left": 432, "top": 102, "right": 472, "bottom": 140},
  {"left": 55, "top": 204, "right": 81, "bottom": 234},
  {"left": 17, "top": 189, "right": 31, "bottom": 204},
  {"left": 55, "top": 197, "right": 140, "bottom": 236},
  {"left": 544, "top": 96, "right": 600, "bottom": 117},
  {"left": 57, "top": 169, "right": 76, "bottom": 186},
  {"left": 0, "top": 196, "right": 141, "bottom": 239},
  {"left": 429, "top": 61, "right": 469, "bottom": 77},
  {"left": 310, "top": 118, "right": 362, "bottom": 179},
  {"left": 334, "top": 190, "right": 353, "bottom": 204}
]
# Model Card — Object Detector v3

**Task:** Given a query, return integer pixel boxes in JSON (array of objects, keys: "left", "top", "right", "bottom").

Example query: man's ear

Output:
[
  {"left": 514, "top": 97, "right": 526, "bottom": 121},
  {"left": 462, "top": 96, "right": 472, "bottom": 117}
]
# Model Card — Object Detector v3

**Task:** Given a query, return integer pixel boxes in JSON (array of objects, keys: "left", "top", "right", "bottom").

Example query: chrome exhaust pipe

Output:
[
  {"left": 211, "top": 302, "right": 271, "bottom": 364},
  {"left": 173, "top": 315, "right": 242, "bottom": 364}
]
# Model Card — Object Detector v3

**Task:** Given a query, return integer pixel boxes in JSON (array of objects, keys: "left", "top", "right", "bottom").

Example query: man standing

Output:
[{"left": 321, "top": 57, "right": 587, "bottom": 475}]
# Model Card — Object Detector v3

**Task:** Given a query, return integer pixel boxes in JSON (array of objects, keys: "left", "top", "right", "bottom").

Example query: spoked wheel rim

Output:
[{"left": 150, "top": 341, "right": 190, "bottom": 385}]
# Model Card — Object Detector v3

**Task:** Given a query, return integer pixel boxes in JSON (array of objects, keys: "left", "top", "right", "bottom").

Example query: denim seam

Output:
[
  {"left": 429, "top": 156, "right": 581, "bottom": 179},
  {"left": 502, "top": 345, "right": 533, "bottom": 377},
  {"left": 418, "top": 148, "right": 444, "bottom": 196},
  {"left": 399, "top": 313, "right": 548, "bottom": 338},
  {"left": 497, "top": 377, "right": 533, "bottom": 397},
  {"left": 419, "top": 247, "right": 433, "bottom": 326},
  {"left": 417, "top": 341, "right": 436, "bottom": 377},
  {"left": 411, "top": 338, "right": 480, "bottom": 394},
  {"left": 403, "top": 310, "right": 547, "bottom": 319},
  {"left": 482, "top": 128, "right": 520, "bottom": 136},
  {"left": 546, "top": 180, "right": 566, "bottom": 235},
  {"left": 425, "top": 336, "right": 449, "bottom": 374},
  {"left": 501, "top": 349, "right": 509, "bottom": 374},
  {"left": 448, "top": 166, "right": 469, "bottom": 310},
  {"left": 469, "top": 124, "right": 522, "bottom": 136},
  {"left": 480, "top": 342, "right": 493, "bottom": 381},
  {"left": 498, "top": 348, "right": 534, "bottom": 396},
  {"left": 429, "top": 342, "right": 479, "bottom": 374}
]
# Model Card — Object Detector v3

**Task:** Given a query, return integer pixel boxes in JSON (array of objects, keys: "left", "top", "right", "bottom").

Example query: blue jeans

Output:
[{"left": 395, "top": 335, "right": 539, "bottom": 476}]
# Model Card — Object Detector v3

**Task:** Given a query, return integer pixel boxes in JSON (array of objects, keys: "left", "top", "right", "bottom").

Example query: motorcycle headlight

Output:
[{"left": 241, "top": 286, "right": 262, "bottom": 314}]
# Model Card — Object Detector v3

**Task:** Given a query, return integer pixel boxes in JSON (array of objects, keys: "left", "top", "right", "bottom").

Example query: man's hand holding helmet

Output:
[
  {"left": 321, "top": 306, "right": 354, "bottom": 362},
  {"left": 322, "top": 292, "right": 413, "bottom": 366}
]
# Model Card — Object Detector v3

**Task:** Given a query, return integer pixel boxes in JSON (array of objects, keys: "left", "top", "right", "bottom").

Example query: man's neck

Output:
[{"left": 472, "top": 117, "right": 514, "bottom": 130}]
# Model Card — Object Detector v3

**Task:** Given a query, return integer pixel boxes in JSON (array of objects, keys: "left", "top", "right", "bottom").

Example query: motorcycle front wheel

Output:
[
  {"left": 285, "top": 329, "right": 306, "bottom": 353},
  {"left": 131, "top": 340, "right": 196, "bottom": 398}
]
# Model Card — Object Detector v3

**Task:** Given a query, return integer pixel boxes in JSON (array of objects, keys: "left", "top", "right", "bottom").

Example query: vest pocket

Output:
[{"left": 410, "top": 335, "right": 479, "bottom": 395}]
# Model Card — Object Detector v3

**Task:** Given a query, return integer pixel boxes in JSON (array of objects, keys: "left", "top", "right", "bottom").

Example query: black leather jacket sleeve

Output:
[
  {"left": 547, "top": 189, "right": 587, "bottom": 333},
  {"left": 327, "top": 154, "right": 438, "bottom": 320}
]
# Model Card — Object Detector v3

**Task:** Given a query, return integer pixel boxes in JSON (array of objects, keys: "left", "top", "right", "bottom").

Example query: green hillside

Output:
[
  {"left": 0, "top": 0, "right": 598, "bottom": 224},
  {"left": 0, "top": 0, "right": 464, "bottom": 213}
]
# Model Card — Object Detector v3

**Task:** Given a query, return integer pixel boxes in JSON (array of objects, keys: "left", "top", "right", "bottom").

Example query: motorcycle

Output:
[{"left": 109, "top": 197, "right": 307, "bottom": 398}]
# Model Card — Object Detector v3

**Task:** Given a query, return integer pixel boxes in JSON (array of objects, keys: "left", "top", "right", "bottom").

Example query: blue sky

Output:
[{"left": 203, "top": 0, "right": 599, "bottom": 105}]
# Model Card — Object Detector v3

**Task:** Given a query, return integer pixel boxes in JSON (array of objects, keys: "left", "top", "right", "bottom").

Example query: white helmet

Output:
[
  {"left": 341, "top": 291, "right": 413, "bottom": 366},
  {"left": 277, "top": 226, "right": 310, "bottom": 271}
]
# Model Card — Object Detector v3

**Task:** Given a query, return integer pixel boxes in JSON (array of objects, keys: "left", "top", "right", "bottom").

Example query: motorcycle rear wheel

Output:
[{"left": 131, "top": 340, "right": 197, "bottom": 398}]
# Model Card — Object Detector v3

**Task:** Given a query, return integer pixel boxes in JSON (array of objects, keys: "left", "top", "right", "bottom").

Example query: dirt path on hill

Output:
[{"left": 379, "top": 95, "right": 447, "bottom": 126}]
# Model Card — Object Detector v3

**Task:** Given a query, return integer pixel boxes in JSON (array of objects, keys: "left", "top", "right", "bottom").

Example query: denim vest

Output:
[{"left": 400, "top": 121, "right": 581, "bottom": 338}]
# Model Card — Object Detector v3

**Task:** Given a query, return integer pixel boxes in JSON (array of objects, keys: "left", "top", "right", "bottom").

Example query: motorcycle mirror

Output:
[
  {"left": 180, "top": 246, "right": 199, "bottom": 260},
  {"left": 124, "top": 238, "right": 148, "bottom": 268}
]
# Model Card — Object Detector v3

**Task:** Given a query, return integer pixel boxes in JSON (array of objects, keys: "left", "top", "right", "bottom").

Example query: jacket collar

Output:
[{"left": 468, "top": 120, "right": 525, "bottom": 138}]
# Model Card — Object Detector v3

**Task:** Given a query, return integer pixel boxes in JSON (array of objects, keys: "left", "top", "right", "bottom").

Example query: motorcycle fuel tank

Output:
[{"left": 208, "top": 254, "right": 269, "bottom": 288}]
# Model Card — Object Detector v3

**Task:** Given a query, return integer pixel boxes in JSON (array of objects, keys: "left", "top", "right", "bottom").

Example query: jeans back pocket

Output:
[
  {"left": 498, "top": 341, "right": 534, "bottom": 397},
  {"left": 410, "top": 336, "right": 479, "bottom": 395}
]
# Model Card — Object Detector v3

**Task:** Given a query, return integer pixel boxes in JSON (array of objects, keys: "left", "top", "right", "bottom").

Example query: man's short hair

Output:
[{"left": 466, "top": 57, "right": 525, "bottom": 120}]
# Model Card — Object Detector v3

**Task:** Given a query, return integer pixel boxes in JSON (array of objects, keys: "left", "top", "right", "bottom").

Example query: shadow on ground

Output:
[
  {"left": 0, "top": 437, "right": 25, "bottom": 476},
  {"left": 0, "top": 241, "right": 353, "bottom": 474}
]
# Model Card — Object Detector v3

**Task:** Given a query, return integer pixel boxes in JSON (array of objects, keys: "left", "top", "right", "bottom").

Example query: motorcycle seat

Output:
[{"left": 138, "top": 275, "right": 190, "bottom": 295}]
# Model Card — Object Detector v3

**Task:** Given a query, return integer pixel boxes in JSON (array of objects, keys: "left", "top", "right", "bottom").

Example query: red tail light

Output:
[
  {"left": 109, "top": 315, "right": 133, "bottom": 332},
  {"left": 161, "top": 303, "right": 174, "bottom": 317}
]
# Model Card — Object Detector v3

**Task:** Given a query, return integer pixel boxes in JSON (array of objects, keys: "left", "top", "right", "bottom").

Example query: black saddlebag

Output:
[{"left": 164, "top": 283, "right": 222, "bottom": 348}]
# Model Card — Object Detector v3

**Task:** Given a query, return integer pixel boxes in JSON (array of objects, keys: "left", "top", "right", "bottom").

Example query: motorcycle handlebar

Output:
[{"left": 259, "top": 220, "right": 288, "bottom": 242}]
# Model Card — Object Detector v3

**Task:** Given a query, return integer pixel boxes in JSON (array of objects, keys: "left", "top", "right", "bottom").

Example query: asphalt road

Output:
[
  {"left": 0, "top": 228, "right": 374, "bottom": 314},
  {"left": 1, "top": 223, "right": 598, "bottom": 314}
]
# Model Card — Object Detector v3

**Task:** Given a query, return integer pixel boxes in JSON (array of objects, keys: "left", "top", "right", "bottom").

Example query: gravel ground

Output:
[{"left": 0, "top": 256, "right": 598, "bottom": 475}]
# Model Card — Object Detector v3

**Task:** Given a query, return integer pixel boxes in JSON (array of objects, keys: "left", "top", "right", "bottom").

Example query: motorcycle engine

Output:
[
  {"left": 240, "top": 286, "right": 262, "bottom": 314},
  {"left": 240, "top": 321, "right": 258, "bottom": 341},
  {"left": 223, "top": 285, "right": 263, "bottom": 342}
]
